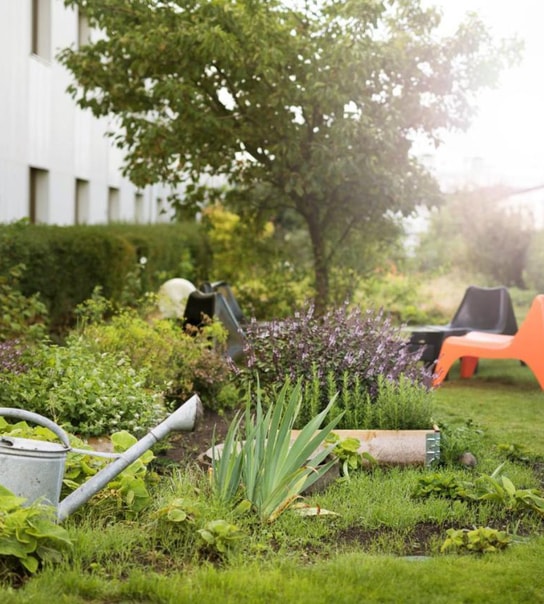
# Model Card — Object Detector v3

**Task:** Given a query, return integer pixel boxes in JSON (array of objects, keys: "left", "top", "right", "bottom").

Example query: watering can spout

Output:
[{"left": 56, "top": 394, "right": 203, "bottom": 522}]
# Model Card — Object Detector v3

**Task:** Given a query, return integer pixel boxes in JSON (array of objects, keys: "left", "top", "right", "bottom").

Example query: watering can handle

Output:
[{"left": 0, "top": 408, "right": 71, "bottom": 449}]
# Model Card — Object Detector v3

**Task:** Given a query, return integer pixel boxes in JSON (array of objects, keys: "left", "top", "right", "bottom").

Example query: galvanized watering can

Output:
[{"left": 0, "top": 394, "right": 202, "bottom": 522}]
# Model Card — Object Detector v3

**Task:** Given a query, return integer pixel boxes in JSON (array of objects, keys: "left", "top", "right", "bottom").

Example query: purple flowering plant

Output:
[{"left": 242, "top": 300, "right": 431, "bottom": 407}]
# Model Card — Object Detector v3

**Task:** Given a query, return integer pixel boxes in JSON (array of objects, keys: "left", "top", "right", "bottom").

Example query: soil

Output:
[{"left": 160, "top": 407, "right": 235, "bottom": 466}]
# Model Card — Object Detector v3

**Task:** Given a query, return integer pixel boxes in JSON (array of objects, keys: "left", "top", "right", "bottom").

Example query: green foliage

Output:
[
  {"left": 210, "top": 381, "right": 341, "bottom": 522},
  {"left": 415, "top": 464, "right": 544, "bottom": 518},
  {"left": 0, "top": 222, "right": 210, "bottom": 335},
  {"left": 197, "top": 519, "right": 244, "bottom": 559},
  {"left": 414, "top": 188, "right": 531, "bottom": 287},
  {"left": 85, "top": 431, "right": 157, "bottom": 519},
  {"left": 495, "top": 442, "right": 537, "bottom": 465},
  {"left": 258, "top": 371, "right": 433, "bottom": 431},
  {"left": 360, "top": 374, "right": 435, "bottom": 430},
  {"left": 324, "top": 434, "right": 364, "bottom": 478},
  {"left": 472, "top": 464, "right": 544, "bottom": 517},
  {"left": 440, "top": 526, "right": 512, "bottom": 554},
  {"left": 435, "top": 419, "right": 485, "bottom": 467},
  {"left": 201, "top": 204, "right": 311, "bottom": 319},
  {"left": 154, "top": 498, "right": 199, "bottom": 527},
  {"left": 355, "top": 270, "right": 440, "bottom": 326},
  {"left": 0, "top": 339, "right": 164, "bottom": 437},
  {"left": 59, "top": 0, "right": 518, "bottom": 306},
  {"left": 74, "top": 299, "right": 237, "bottom": 413},
  {"left": 0, "top": 223, "right": 135, "bottom": 334},
  {"left": 0, "top": 419, "right": 156, "bottom": 519},
  {"left": 0, "top": 485, "right": 72, "bottom": 575},
  {"left": 0, "top": 264, "right": 49, "bottom": 343},
  {"left": 413, "top": 473, "right": 471, "bottom": 500}
]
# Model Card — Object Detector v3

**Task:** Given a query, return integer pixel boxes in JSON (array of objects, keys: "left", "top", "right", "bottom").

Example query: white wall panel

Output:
[{"left": 0, "top": 0, "right": 181, "bottom": 225}]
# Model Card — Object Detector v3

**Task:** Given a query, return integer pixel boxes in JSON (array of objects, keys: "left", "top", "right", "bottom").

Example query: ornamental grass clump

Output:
[
  {"left": 210, "top": 381, "right": 342, "bottom": 522},
  {"left": 242, "top": 300, "right": 430, "bottom": 407}
]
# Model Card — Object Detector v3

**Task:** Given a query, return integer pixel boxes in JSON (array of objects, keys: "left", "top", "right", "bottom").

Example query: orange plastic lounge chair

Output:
[{"left": 433, "top": 294, "right": 544, "bottom": 389}]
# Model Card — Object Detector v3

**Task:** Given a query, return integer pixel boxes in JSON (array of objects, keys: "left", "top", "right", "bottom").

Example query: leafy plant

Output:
[
  {"left": 153, "top": 498, "right": 199, "bottom": 526},
  {"left": 197, "top": 519, "right": 244, "bottom": 559},
  {"left": 0, "top": 264, "right": 49, "bottom": 343},
  {"left": 0, "top": 339, "right": 165, "bottom": 436},
  {"left": 242, "top": 301, "right": 431, "bottom": 410},
  {"left": 88, "top": 431, "right": 157, "bottom": 518},
  {"left": 473, "top": 464, "right": 544, "bottom": 517},
  {"left": 361, "top": 374, "right": 434, "bottom": 430},
  {"left": 74, "top": 301, "right": 237, "bottom": 413},
  {"left": 496, "top": 442, "right": 536, "bottom": 465},
  {"left": 0, "top": 419, "right": 156, "bottom": 519},
  {"left": 413, "top": 473, "right": 471, "bottom": 500},
  {"left": 210, "top": 381, "right": 342, "bottom": 522},
  {"left": 0, "top": 485, "right": 72, "bottom": 575},
  {"left": 415, "top": 464, "right": 544, "bottom": 518},
  {"left": 440, "top": 526, "right": 512, "bottom": 554},
  {"left": 324, "top": 433, "right": 363, "bottom": 478},
  {"left": 257, "top": 370, "right": 434, "bottom": 430}
]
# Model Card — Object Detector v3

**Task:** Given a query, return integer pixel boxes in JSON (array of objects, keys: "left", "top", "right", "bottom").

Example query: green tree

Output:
[
  {"left": 415, "top": 185, "right": 532, "bottom": 287},
  {"left": 60, "top": 0, "right": 519, "bottom": 309}
]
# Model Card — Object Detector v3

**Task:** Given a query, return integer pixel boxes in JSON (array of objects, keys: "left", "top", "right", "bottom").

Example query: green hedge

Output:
[{"left": 0, "top": 221, "right": 210, "bottom": 333}]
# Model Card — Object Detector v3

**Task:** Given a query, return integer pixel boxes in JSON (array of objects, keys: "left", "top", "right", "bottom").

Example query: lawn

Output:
[{"left": 2, "top": 358, "right": 544, "bottom": 603}]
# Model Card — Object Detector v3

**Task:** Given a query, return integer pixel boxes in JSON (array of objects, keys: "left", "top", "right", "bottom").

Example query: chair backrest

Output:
[
  {"left": 214, "top": 292, "right": 245, "bottom": 360},
  {"left": 183, "top": 290, "right": 216, "bottom": 328},
  {"left": 449, "top": 286, "right": 518, "bottom": 334},
  {"left": 184, "top": 289, "right": 245, "bottom": 360},
  {"left": 199, "top": 280, "right": 246, "bottom": 324},
  {"left": 513, "top": 294, "right": 544, "bottom": 342}
]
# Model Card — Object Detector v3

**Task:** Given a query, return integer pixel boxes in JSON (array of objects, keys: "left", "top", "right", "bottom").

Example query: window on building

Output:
[
  {"left": 134, "top": 192, "right": 144, "bottom": 224},
  {"left": 31, "top": 0, "right": 51, "bottom": 61},
  {"left": 75, "top": 179, "right": 90, "bottom": 224},
  {"left": 29, "top": 167, "right": 49, "bottom": 224},
  {"left": 108, "top": 187, "right": 120, "bottom": 223},
  {"left": 77, "top": 10, "right": 91, "bottom": 48}
]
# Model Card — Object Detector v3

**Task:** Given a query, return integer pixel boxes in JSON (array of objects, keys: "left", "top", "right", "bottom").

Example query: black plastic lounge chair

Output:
[{"left": 407, "top": 285, "right": 518, "bottom": 367}]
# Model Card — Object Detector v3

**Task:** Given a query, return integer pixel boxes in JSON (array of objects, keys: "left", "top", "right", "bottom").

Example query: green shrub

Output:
[
  {"left": 0, "top": 221, "right": 211, "bottom": 334},
  {"left": 258, "top": 372, "right": 434, "bottom": 430},
  {"left": 0, "top": 339, "right": 164, "bottom": 437},
  {"left": 210, "top": 381, "right": 341, "bottom": 522},
  {"left": 201, "top": 204, "right": 312, "bottom": 320},
  {"left": 74, "top": 302, "right": 238, "bottom": 413},
  {"left": 0, "top": 264, "right": 49, "bottom": 343},
  {"left": 440, "top": 526, "right": 512, "bottom": 554}
]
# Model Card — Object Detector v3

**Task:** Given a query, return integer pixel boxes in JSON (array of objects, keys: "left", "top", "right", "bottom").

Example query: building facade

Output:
[{"left": 0, "top": 0, "right": 174, "bottom": 225}]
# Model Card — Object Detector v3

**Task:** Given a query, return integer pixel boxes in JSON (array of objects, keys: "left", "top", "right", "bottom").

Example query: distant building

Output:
[{"left": 0, "top": 0, "right": 175, "bottom": 225}]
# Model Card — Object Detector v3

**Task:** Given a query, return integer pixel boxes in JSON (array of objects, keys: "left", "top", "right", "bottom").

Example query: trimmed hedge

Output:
[{"left": 0, "top": 221, "right": 210, "bottom": 333}]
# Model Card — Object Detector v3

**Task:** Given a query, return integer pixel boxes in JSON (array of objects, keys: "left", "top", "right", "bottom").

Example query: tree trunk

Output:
[{"left": 305, "top": 211, "right": 329, "bottom": 315}]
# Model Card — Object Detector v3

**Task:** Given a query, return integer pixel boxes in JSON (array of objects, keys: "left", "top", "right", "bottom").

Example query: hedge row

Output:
[{"left": 0, "top": 221, "right": 210, "bottom": 333}]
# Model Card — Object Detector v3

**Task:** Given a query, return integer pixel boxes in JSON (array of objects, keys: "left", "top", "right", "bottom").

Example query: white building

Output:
[{"left": 0, "top": 0, "right": 175, "bottom": 225}]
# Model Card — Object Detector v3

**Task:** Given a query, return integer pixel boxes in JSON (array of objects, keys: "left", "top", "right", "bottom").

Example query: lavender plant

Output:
[{"left": 242, "top": 300, "right": 430, "bottom": 409}]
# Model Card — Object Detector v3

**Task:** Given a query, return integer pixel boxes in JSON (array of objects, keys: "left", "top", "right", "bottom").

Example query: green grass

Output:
[
  {"left": 434, "top": 358, "right": 544, "bottom": 456},
  {"left": 2, "top": 359, "right": 544, "bottom": 603}
]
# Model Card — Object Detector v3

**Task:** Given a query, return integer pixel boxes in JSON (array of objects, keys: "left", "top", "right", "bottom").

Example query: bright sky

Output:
[{"left": 428, "top": 0, "right": 544, "bottom": 189}]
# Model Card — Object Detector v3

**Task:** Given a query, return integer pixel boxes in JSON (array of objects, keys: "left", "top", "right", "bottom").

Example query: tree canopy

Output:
[{"left": 60, "top": 0, "right": 520, "bottom": 307}]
